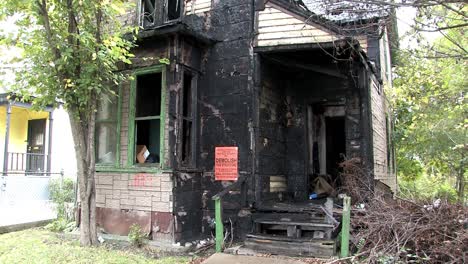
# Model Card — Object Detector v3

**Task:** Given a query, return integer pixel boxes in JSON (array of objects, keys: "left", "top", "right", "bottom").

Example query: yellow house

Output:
[{"left": 0, "top": 93, "right": 53, "bottom": 175}]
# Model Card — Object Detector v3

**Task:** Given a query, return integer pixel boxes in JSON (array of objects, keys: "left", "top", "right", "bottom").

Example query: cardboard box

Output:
[{"left": 136, "top": 145, "right": 150, "bottom": 163}]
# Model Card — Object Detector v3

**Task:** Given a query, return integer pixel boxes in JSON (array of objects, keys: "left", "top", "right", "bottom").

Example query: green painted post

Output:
[
  {"left": 341, "top": 196, "right": 351, "bottom": 258},
  {"left": 214, "top": 197, "right": 224, "bottom": 252}
]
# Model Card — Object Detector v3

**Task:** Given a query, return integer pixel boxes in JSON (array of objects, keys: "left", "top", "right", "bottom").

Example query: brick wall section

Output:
[{"left": 96, "top": 172, "right": 174, "bottom": 213}]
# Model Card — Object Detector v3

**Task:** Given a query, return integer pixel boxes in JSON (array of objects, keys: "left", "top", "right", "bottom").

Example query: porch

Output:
[
  {"left": 254, "top": 45, "right": 369, "bottom": 206},
  {"left": 0, "top": 94, "right": 54, "bottom": 176},
  {"left": 209, "top": 44, "right": 367, "bottom": 258}
]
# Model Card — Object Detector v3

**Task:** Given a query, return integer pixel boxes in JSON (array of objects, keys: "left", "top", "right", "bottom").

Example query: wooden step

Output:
[
  {"left": 255, "top": 219, "right": 334, "bottom": 229},
  {"left": 254, "top": 214, "right": 335, "bottom": 239},
  {"left": 245, "top": 234, "right": 336, "bottom": 258}
]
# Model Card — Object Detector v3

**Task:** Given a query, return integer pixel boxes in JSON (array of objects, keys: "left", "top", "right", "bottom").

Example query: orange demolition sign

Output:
[{"left": 215, "top": 147, "right": 238, "bottom": 181}]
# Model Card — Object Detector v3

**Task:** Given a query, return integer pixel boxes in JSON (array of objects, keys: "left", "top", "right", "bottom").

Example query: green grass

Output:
[{"left": 0, "top": 229, "right": 191, "bottom": 264}]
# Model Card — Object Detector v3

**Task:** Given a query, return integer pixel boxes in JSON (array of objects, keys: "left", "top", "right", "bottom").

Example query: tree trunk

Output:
[
  {"left": 69, "top": 104, "right": 98, "bottom": 246},
  {"left": 456, "top": 165, "right": 465, "bottom": 204}
]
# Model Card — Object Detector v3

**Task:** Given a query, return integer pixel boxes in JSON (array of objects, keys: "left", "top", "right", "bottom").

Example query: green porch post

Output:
[
  {"left": 341, "top": 196, "right": 351, "bottom": 258},
  {"left": 214, "top": 197, "right": 224, "bottom": 252}
]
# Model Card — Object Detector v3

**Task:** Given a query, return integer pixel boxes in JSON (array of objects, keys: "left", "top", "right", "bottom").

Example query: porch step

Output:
[
  {"left": 254, "top": 214, "right": 335, "bottom": 239},
  {"left": 244, "top": 234, "right": 336, "bottom": 258}
]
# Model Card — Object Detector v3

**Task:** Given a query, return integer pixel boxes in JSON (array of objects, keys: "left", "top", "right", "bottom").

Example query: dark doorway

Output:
[
  {"left": 26, "top": 119, "right": 47, "bottom": 172},
  {"left": 325, "top": 117, "right": 346, "bottom": 182}
]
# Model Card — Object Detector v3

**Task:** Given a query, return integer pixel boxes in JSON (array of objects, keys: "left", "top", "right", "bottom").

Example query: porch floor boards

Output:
[
  {"left": 244, "top": 199, "right": 339, "bottom": 258},
  {"left": 257, "top": 199, "right": 328, "bottom": 213}
]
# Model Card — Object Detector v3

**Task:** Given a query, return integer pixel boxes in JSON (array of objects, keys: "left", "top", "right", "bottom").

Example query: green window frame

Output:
[
  {"left": 127, "top": 65, "right": 166, "bottom": 168},
  {"left": 95, "top": 87, "right": 121, "bottom": 167}
]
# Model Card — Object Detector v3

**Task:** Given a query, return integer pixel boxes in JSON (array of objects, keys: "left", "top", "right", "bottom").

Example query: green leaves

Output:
[
  {"left": 392, "top": 41, "right": 467, "bottom": 201},
  {"left": 0, "top": 0, "right": 137, "bottom": 114}
]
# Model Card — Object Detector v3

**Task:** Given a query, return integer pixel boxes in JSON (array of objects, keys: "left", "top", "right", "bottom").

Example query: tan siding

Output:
[
  {"left": 270, "top": 175, "right": 287, "bottom": 193},
  {"left": 256, "top": 4, "right": 368, "bottom": 52},
  {"left": 369, "top": 78, "right": 396, "bottom": 191},
  {"left": 185, "top": 0, "right": 211, "bottom": 15},
  {"left": 257, "top": 4, "right": 338, "bottom": 47}
]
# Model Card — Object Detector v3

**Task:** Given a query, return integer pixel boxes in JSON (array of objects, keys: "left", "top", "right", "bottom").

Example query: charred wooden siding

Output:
[
  {"left": 258, "top": 62, "right": 287, "bottom": 197},
  {"left": 193, "top": 0, "right": 255, "bottom": 238}
]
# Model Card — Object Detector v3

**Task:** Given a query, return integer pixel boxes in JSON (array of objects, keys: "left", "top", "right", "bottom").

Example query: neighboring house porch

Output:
[{"left": 0, "top": 94, "right": 54, "bottom": 176}]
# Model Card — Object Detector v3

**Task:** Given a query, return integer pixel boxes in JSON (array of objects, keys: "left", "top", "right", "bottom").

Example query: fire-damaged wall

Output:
[
  {"left": 95, "top": 0, "right": 258, "bottom": 243},
  {"left": 182, "top": 0, "right": 256, "bottom": 239},
  {"left": 93, "top": 0, "right": 396, "bottom": 244},
  {"left": 258, "top": 61, "right": 287, "bottom": 199}
]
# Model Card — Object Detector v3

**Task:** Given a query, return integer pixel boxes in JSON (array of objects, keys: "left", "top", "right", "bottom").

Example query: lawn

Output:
[{"left": 0, "top": 229, "right": 191, "bottom": 264}]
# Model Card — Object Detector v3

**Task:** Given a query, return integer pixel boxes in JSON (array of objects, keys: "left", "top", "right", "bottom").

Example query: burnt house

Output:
[{"left": 94, "top": 0, "right": 397, "bottom": 256}]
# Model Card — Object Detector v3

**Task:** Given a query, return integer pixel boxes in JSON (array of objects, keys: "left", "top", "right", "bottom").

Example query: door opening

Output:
[
  {"left": 26, "top": 119, "right": 47, "bottom": 172},
  {"left": 325, "top": 117, "right": 346, "bottom": 183}
]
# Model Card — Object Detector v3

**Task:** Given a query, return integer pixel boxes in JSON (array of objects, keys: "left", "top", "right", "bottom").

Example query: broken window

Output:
[
  {"left": 166, "top": 0, "right": 181, "bottom": 21},
  {"left": 140, "top": 0, "right": 182, "bottom": 28},
  {"left": 134, "top": 72, "right": 163, "bottom": 164},
  {"left": 180, "top": 70, "right": 196, "bottom": 166},
  {"left": 96, "top": 91, "right": 119, "bottom": 164}
]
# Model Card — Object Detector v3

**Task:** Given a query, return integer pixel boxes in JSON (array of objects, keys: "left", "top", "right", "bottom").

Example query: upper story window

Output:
[{"left": 140, "top": 0, "right": 182, "bottom": 28}]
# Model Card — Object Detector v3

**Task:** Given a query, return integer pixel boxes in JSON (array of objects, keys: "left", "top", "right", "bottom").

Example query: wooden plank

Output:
[
  {"left": 185, "top": 0, "right": 211, "bottom": 14},
  {"left": 257, "top": 37, "right": 338, "bottom": 47},
  {"left": 246, "top": 233, "right": 335, "bottom": 244},
  {"left": 258, "top": 24, "right": 325, "bottom": 34},
  {"left": 259, "top": 12, "right": 295, "bottom": 20},
  {"left": 245, "top": 238, "right": 336, "bottom": 258},
  {"left": 269, "top": 175, "right": 286, "bottom": 182},
  {"left": 259, "top": 8, "right": 283, "bottom": 15},
  {"left": 258, "top": 18, "right": 306, "bottom": 28},
  {"left": 256, "top": 220, "right": 334, "bottom": 228},
  {"left": 258, "top": 30, "right": 335, "bottom": 40}
]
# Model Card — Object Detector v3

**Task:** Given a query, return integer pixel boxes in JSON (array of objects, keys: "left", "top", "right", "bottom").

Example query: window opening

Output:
[
  {"left": 140, "top": 0, "right": 181, "bottom": 28},
  {"left": 141, "top": 0, "right": 157, "bottom": 28},
  {"left": 135, "top": 72, "right": 162, "bottom": 164},
  {"left": 167, "top": 0, "right": 181, "bottom": 21},
  {"left": 96, "top": 92, "right": 119, "bottom": 164},
  {"left": 181, "top": 71, "right": 193, "bottom": 164}
]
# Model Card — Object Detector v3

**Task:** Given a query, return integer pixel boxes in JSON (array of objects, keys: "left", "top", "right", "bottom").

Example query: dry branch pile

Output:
[
  {"left": 351, "top": 197, "right": 467, "bottom": 263},
  {"left": 337, "top": 158, "right": 467, "bottom": 263},
  {"left": 339, "top": 158, "right": 373, "bottom": 204}
]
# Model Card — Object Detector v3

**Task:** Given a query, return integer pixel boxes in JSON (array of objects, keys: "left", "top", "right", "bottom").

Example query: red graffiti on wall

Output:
[{"left": 132, "top": 174, "right": 152, "bottom": 187}]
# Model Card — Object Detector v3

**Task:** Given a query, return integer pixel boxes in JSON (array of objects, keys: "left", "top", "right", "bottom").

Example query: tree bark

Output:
[
  {"left": 69, "top": 103, "right": 98, "bottom": 246},
  {"left": 456, "top": 155, "right": 465, "bottom": 203}
]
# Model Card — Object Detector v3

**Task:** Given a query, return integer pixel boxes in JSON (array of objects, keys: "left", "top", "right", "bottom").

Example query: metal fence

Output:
[{"left": 0, "top": 171, "right": 73, "bottom": 227}]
